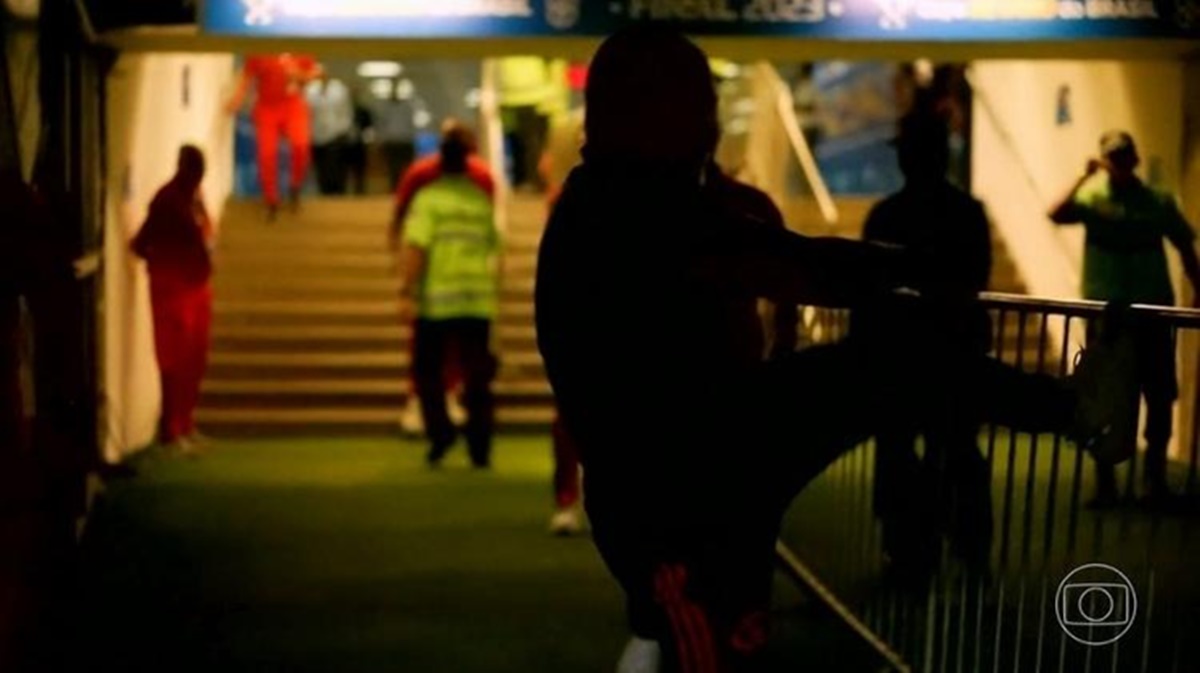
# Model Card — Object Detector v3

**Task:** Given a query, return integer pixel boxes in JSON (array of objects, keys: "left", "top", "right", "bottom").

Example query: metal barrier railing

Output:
[{"left": 776, "top": 292, "right": 1200, "bottom": 673}]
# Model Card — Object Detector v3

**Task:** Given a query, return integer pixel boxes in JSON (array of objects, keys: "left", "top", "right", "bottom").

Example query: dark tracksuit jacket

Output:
[{"left": 534, "top": 158, "right": 912, "bottom": 623}]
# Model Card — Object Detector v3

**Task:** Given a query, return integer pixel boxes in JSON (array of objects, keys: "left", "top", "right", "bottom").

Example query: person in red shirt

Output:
[
  {"left": 388, "top": 121, "right": 495, "bottom": 436},
  {"left": 131, "top": 146, "right": 215, "bottom": 453},
  {"left": 227, "top": 53, "right": 321, "bottom": 219}
]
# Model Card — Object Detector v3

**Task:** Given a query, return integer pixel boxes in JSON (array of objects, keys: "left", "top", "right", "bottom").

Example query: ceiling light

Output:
[
  {"left": 370, "top": 78, "right": 394, "bottom": 100},
  {"left": 357, "top": 61, "right": 403, "bottom": 78}
]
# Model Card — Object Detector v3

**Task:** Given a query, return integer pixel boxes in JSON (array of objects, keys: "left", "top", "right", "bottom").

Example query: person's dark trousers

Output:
[
  {"left": 382, "top": 141, "right": 416, "bottom": 191},
  {"left": 1091, "top": 320, "right": 1177, "bottom": 500},
  {"left": 512, "top": 105, "right": 548, "bottom": 190},
  {"left": 311, "top": 138, "right": 349, "bottom": 194},
  {"left": 930, "top": 420, "right": 993, "bottom": 568},
  {"left": 412, "top": 318, "right": 496, "bottom": 466},
  {"left": 504, "top": 130, "right": 526, "bottom": 186},
  {"left": 874, "top": 429, "right": 941, "bottom": 576},
  {"left": 874, "top": 421, "right": 992, "bottom": 575},
  {"left": 584, "top": 330, "right": 1077, "bottom": 670},
  {"left": 345, "top": 141, "right": 368, "bottom": 195}
]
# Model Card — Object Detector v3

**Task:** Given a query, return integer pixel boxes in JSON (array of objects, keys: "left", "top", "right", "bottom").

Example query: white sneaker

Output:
[
  {"left": 165, "top": 437, "right": 202, "bottom": 458},
  {"left": 186, "top": 431, "right": 214, "bottom": 448},
  {"left": 400, "top": 397, "right": 424, "bottom": 435},
  {"left": 549, "top": 507, "right": 583, "bottom": 536},
  {"left": 1068, "top": 320, "right": 1139, "bottom": 465},
  {"left": 616, "top": 637, "right": 661, "bottom": 673}
]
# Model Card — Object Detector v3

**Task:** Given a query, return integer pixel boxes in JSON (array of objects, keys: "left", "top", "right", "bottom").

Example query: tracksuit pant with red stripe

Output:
[
  {"left": 150, "top": 279, "right": 212, "bottom": 442},
  {"left": 578, "top": 330, "right": 1079, "bottom": 672},
  {"left": 552, "top": 416, "right": 582, "bottom": 509},
  {"left": 253, "top": 99, "right": 310, "bottom": 206}
]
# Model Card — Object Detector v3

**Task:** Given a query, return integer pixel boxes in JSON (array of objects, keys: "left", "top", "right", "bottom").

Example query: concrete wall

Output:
[
  {"left": 4, "top": 26, "right": 39, "bottom": 179},
  {"left": 1179, "top": 60, "right": 1200, "bottom": 465},
  {"left": 971, "top": 60, "right": 1185, "bottom": 302},
  {"left": 103, "top": 53, "right": 235, "bottom": 462}
]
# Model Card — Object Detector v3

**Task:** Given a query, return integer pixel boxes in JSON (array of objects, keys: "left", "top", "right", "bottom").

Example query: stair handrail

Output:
[
  {"left": 480, "top": 58, "right": 510, "bottom": 238},
  {"left": 758, "top": 61, "right": 840, "bottom": 231}
]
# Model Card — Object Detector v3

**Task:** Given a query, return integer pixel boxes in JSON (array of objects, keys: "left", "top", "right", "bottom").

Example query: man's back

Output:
[
  {"left": 863, "top": 182, "right": 991, "bottom": 296},
  {"left": 857, "top": 181, "right": 992, "bottom": 351},
  {"left": 536, "top": 164, "right": 755, "bottom": 519},
  {"left": 403, "top": 176, "right": 498, "bottom": 322}
]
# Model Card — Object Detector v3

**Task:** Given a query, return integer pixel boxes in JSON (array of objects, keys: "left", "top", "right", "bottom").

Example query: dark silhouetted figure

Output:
[
  {"left": 536, "top": 27, "right": 1122, "bottom": 672},
  {"left": 858, "top": 113, "right": 994, "bottom": 577}
]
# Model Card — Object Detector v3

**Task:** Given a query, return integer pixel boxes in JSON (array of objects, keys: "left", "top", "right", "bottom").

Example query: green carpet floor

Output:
[{"left": 75, "top": 437, "right": 884, "bottom": 673}]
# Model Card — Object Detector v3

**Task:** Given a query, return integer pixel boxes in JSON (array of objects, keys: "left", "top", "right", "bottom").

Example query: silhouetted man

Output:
[
  {"left": 1050, "top": 130, "right": 1200, "bottom": 506},
  {"left": 536, "top": 27, "right": 1127, "bottom": 672},
  {"left": 859, "top": 112, "right": 994, "bottom": 576}
]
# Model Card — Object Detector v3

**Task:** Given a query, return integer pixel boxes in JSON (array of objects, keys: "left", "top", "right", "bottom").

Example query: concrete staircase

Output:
[{"left": 199, "top": 196, "right": 555, "bottom": 436}]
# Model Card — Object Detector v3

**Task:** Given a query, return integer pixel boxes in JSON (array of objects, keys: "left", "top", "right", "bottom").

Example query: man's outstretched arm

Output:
[{"left": 701, "top": 219, "right": 921, "bottom": 308}]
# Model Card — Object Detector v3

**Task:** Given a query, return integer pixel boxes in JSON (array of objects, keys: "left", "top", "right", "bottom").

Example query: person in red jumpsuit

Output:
[
  {"left": 227, "top": 53, "right": 321, "bottom": 220},
  {"left": 131, "top": 146, "right": 215, "bottom": 454},
  {"left": 388, "top": 120, "right": 495, "bottom": 436}
]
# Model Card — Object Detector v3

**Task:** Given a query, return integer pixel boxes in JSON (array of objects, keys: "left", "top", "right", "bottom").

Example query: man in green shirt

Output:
[
  {"left": 398, "top": 123, "right": 500, "bottom": 467},
  {"left": 1050, "top": 130, "right": 1200, "bottom": 505}
]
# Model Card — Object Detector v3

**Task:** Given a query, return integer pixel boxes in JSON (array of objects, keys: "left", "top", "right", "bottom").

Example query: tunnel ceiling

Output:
[{"left": 84, "top": 0, "right": 196, "bottom": 31}]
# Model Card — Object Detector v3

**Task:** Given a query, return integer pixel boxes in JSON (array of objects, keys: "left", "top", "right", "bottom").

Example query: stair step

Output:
[
  {"left": 199, "top": 195, "right": 552, "bottom": 436},
  {"left": 218, "top": 227, "right": 544, "bottom": 251},
  {"left": 216, "top": 249, "right": 396, "bottom": 268},
  {"left": 211, "top": 323, "right": 537, "bottom": 342},
  {"left": 208, "top": 350, "right": 543, "bottom": 368},
  {"left": 202, "top": 378, "right": 551, "bottom": 395},
  {"left": 214, "top": 284, "right": 535, "bottom": 303},
  {"left": 196, "top": 404, "right": 556, "bottom": 435},
  {"left": 214, "top": 299, "right": 534, "bottom": 318},
  {"left": 200, "top": 378, "right": 553, "bottom": 409},
  {"left": 213, "top": 312, "right": 536, "bottom": 329},
  {"left": 205, "top": 350, "right": 545, "bottom": 381},
  {"left": 214, "top": 282, "right": 535, "bottom": 303},
  {"left": 222, "top": 196, "right": 547, "bottom": 226}
]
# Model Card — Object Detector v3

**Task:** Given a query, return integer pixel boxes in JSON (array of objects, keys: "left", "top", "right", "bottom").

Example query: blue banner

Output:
[
  {"left": 812, "top": 62, "right": 904, "bottom": 195},
  {"left": 203, "top": 0, "right": 1200, "bottom": 40}
]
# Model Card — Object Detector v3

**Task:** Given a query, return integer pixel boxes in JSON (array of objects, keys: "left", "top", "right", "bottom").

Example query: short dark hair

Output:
[
  {"left": 894, "top": 112, "right": 951, "bottom": 180},
  {"left": 439, "top": 120, "right": 475, "bottom": 173},
  {"left": 178, "top": 144, "right": 206, "bottom": 177}
]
